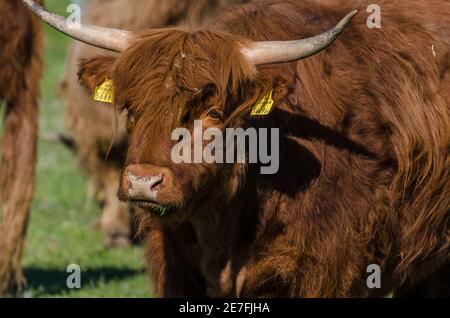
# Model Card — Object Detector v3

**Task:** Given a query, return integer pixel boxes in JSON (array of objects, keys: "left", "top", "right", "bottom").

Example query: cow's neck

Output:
[{"left": 189, "top": 178, "right": 259, "bottom": 297}]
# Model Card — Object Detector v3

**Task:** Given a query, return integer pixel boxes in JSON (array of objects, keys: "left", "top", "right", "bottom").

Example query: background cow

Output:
[
  {"left": 59, "top": 0, "right": 247, "bottom": 248},
  {"left": 0, "top": 0, "right": 43, "bottom": 295},
  {"left": 27, "top": 0, "right": 449, "bottom": 297}
]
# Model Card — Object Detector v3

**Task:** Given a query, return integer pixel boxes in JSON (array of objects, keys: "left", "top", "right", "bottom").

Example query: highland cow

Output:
[
  {"left": 0, "top": 0, "right": 43, "bottom": 295},
  {"left": 60, "top": 0, "right": 247, "bottom": 248},
  {"left": 26, "top": 0, "right": 449, "bottom": 297}
]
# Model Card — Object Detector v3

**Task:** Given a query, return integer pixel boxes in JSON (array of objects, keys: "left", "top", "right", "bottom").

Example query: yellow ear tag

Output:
[
  {"left": 93, "top": 78, "right": 115, "bottom": 104},
  {"left": 251, "top": 89, "right": 274, "bottom": 116}
]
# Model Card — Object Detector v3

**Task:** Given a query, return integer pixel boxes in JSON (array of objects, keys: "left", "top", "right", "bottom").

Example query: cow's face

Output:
[{"left": 79, "top": 30, "right": 261, "bottom": 220}]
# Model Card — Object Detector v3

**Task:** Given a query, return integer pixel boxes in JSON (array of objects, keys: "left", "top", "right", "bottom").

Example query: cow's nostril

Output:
[{"left": 149, "top": 174, "right": 164, "bottom": 191}]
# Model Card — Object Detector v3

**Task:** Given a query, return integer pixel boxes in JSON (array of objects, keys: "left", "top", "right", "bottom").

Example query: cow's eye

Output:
[{"left": 207, "top": 109, "right": 222, "bottom": 120}]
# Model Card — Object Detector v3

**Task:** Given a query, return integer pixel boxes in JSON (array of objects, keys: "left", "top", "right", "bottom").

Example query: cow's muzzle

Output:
[
  {"left": 120, "top": 164, "right": 174, "bottom": 215},
  {"left": 127, "top": 172, "right": 163, "bottom": 200}
]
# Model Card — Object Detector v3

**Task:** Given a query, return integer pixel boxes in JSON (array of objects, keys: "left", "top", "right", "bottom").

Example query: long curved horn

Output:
[
  {"left": 22, "top": 0, "right": 132, "bottom": 52},
  {"left": 241, "top": 10, "right": 358, "bottom": 65}
]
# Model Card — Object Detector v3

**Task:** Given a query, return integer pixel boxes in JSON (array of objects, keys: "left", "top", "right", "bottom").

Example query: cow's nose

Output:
[{"left": 127, "top": 172, "right": 164, "bottom": 201}]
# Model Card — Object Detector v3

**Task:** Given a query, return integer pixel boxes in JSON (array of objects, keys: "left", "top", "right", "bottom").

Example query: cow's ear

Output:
[{"left": 78, "top": 56, "right": 117, "bottom": 95}]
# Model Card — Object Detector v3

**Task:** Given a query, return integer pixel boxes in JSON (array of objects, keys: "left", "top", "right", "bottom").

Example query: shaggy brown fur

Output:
[
  {"left": 0, "top": 0, "right": 43, "bottom": 295},
  {"left": 78, "top": 0, "right": 449, "bottom": 297},
  {"left": 61, "top": 0, "right": 248, "bottom": 247}
]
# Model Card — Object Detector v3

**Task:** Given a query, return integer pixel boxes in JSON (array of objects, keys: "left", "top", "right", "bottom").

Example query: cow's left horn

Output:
[
  {"left": 241, "top": 10, "right": 358, "bottom": 65},
  {"left": 22, "top": 0, "right": 131, "bottom": 52}
]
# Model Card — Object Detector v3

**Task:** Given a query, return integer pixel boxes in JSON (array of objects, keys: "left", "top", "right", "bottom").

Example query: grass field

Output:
[{"left": 21, "top": 0, "right": 150, "bottom": 298}]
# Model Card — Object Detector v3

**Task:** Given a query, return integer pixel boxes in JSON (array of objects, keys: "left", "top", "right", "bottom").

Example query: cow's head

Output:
[{"left": 24, "top": 0, "right": 356, "bottom": 221}]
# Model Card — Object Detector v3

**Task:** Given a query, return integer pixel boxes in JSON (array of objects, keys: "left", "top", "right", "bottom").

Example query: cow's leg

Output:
[
  {"left": 0, "top": 89, "right": 38, "bottom": 295},
  {"left": 143, "top": 220, "right": 206, "bottom": 297},
  {"left": 99, "top": 166, "right": 131, "bottom": 248}
]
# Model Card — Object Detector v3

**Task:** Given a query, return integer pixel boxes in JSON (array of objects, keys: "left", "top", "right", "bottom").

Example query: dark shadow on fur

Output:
[
  {"left": 395, "top": 263, "right": 450, "bottom": 298},
  {"left": 273, "top": 108, "right": 376, "bottom": 159},
  {"left": 256, "top": 108, "right": 375, "bottom": 198}
]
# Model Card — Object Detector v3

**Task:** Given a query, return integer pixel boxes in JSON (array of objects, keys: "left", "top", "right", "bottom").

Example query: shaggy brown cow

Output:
[
  {"left": 0, "top": 0, "right": 43, "bottom": 295},
  {"left": 27, "top": 0, "right": 450, "bottom": 297},
  {"left": 60, "top": 0, "right": 247, "bottom": 247}
]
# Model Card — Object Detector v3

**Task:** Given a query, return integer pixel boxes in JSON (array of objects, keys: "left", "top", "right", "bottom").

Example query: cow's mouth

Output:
[{"left": 130, "top": 200, "right": 172, "bottom": 216}]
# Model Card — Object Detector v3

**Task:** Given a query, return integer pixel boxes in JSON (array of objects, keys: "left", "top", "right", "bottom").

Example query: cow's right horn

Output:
[
  {"left": 241, "top": 10, "right": 358, "bottom": 65},
  {"left": 22, "top": 0, "right": 132, "bottom": 52}
]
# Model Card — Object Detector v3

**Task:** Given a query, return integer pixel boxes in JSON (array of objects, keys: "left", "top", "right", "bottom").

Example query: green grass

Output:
[{"left": 21, "top": 0, "right": 150, "bottom": 298}]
